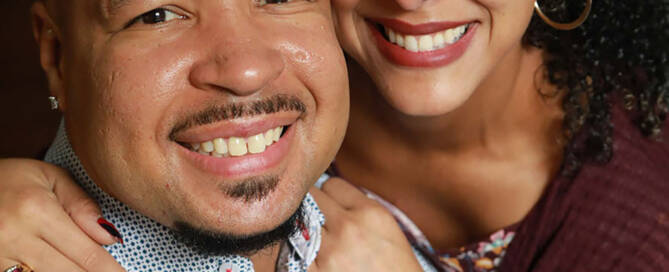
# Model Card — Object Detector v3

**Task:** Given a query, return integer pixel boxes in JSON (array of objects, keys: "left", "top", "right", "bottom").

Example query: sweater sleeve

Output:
[{"left": 500, "top": 106, "right": 669, "bottom": 272}]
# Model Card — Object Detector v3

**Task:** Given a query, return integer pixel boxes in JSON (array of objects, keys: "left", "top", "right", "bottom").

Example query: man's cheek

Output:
[
  {"left": 280, "top": 41, "right": 325, "bottom": 76},
  {"left": 94, "top": 59, "right": 174, "bottom": 119},
  {"left": 280, "top": 34, "right": 343, "bottom": 77}
]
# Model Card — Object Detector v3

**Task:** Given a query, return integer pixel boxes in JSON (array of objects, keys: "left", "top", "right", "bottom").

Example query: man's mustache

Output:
[{"left": 170, "top": 94, "right": 306, "bottom": 140}]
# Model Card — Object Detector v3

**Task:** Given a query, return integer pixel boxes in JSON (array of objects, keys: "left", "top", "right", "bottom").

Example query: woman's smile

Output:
[{"left": 367, "top": 18, "right": 479, "bottom": 67}]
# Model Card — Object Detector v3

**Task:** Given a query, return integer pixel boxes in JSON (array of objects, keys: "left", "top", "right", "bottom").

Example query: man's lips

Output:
[
  {"left": 172, "top": 111, "right": 299, "bottom": 144},
  {"left": 178, "top": 124, "right": 296, "bottom": 177},
  {"left": 166, "top": 99, "right": 305, "bottom": 177}
]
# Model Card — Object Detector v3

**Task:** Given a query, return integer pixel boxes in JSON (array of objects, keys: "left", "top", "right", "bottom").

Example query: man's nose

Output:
[
  {"left": 394, "top": 0, "right": 426, "bottom": 10},
  {"left": 190, "top": 33, "right": 284, "bottom": 97}
]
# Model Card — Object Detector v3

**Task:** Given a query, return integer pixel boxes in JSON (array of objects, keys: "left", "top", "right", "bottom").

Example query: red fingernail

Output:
[{"left": 98, "top": 217, "right": 124, "bottom": 244}]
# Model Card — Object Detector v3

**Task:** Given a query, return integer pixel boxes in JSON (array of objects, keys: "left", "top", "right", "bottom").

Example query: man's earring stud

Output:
[{"left": 48, "top": 96, "right": 59, "bottom": 110}]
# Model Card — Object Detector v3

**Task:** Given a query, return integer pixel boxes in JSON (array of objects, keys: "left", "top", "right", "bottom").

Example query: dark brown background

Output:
[{"left": 1, "top": 1, "right": 61, "bottom": 158}]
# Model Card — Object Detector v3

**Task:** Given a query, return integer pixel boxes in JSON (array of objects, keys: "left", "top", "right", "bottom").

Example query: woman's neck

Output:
[{"left": 336, "top": 46, "right": 565, "bottom": 249}]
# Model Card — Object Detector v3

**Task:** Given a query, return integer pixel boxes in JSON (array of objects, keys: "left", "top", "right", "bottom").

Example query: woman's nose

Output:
[{"left": 394, "top": 0, "right": 426, "bottom": 10}]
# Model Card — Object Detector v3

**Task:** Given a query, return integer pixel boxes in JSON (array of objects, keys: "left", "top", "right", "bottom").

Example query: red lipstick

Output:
[{"left": 367, "top": 18, "right": 478, "bottom": 68}]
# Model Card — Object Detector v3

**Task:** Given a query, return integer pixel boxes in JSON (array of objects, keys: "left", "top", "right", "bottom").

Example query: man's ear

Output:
[{"left": 31, "top": 1, "right": 67, "bottom": 112}]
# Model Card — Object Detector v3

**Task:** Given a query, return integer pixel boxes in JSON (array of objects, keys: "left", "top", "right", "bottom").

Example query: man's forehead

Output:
[{"left": 48, "top": 0, "right": 129, "bottom": 18}]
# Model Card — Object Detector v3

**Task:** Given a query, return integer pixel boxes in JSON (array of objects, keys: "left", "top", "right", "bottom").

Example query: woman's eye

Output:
[{"left": 127, "top": 8, "right": 184, "bottom": 27}]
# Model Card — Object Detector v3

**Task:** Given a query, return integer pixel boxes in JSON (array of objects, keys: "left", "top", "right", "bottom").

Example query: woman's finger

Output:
[
  {"left": 41, "top": 161, "right": 118, "bottom": 246},
  {"left": 308, "top": 187, "right": 344, "bottom": 230},
  {"left": 318, "top": 177, "right": 369, "bottom": 209},
  {"left": 0, "top": 159, "right": 123, "bottom": 271},
  {"left": 308, "top": 187, "right": 342, "bottom": 216},
  {"left": 36, "top": 199, "right": 125, "bottom": 272},
  {"left": 0, "top": 258, "right": 35, "bottom": 272},
  {"left": 307, "top": 228, "right": 327, "bottom": 272},
  {"left": 0, "top": 238, "right": 85, "bottom": 272}
]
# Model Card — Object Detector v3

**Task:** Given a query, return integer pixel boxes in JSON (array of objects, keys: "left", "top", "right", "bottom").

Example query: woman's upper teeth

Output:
[
  {"left": 385, "top": 24, "right": 468, "bottom": 52},
  {"left": 189, "top": 126, "right": 284, "bottom": 157}
]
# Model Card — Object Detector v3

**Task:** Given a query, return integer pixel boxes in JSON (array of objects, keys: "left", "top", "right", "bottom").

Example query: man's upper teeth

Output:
[
  {"left": 190, "top": 126, "right": 284, "bottom": 157},
  {"left": 385, "top": 24, "right": 468, "bottom": 52}
]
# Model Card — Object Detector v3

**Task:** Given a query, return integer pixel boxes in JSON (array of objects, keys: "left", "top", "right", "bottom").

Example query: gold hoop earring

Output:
[{"left": 534, "top": 0, "right": 592, "bottom": 31}]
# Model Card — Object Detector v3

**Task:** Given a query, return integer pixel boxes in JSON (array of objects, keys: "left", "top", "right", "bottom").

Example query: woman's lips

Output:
[
  {"left": 369, "top": 18, "right": 472, "bottom": 35},
  {"left": 367, "top": 19, "right": 478, "bottom": 67}
]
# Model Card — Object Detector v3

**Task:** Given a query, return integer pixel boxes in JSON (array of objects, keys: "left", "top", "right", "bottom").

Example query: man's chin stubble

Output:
[
  {"left": 223, "top": 175, "right": 280, "bottom": 203},
  {"left": 172, "top": 202, "right": 304, "bottom": 256}
]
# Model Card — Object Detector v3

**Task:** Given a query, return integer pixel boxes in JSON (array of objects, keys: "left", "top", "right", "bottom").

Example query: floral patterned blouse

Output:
[
  {"left": 361, "top": 188, "right": 516, "bottom": 272},
  {"left": 437, "top": 229, "right": 515, "bottom": 272}
]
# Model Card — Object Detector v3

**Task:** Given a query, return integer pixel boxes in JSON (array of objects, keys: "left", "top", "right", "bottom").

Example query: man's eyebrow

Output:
[{"left": 103, "top": 0, "right": 130, "bottom": 16}]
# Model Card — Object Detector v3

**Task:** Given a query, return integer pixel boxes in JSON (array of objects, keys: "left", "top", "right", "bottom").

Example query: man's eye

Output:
[{"left": 127, "top": 8, "right": 184, "bottom": 27}]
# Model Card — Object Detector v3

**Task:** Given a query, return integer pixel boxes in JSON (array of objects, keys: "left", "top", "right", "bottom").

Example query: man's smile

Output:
[
  {"left": 171, "top": 107, "right": 301, "bottom": 178},
  {"left": 185, "top": 125, "right": 286, "bottom": 157}
]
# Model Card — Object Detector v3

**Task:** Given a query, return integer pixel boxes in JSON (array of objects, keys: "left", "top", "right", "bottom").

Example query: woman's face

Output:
[{"left": 334, "top": 0, "right": 536, "bottom": 116}]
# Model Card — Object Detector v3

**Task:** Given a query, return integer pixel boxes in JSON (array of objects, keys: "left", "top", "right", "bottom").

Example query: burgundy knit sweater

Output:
[{"left": 500, "top": 106, "right": 669, "bottom": 271}]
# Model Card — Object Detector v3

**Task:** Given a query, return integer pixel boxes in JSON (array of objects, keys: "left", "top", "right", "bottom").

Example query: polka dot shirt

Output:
[{"left": 45, "top": 122, "right": 324, "bottom": 272}]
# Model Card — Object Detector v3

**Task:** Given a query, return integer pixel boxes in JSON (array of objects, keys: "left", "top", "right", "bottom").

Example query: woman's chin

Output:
[{"left": 381, "top": 88, "right": 472, "bottom": 117}]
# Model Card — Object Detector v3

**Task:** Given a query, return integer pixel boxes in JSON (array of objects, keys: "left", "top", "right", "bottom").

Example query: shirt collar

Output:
[{"left": 45, "top": 122, "right": 324, "bottom": 272}]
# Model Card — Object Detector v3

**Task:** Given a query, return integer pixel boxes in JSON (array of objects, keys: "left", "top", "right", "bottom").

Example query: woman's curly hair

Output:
[{"left": 524, "top": 0, "right": 669, "bottom": 176}]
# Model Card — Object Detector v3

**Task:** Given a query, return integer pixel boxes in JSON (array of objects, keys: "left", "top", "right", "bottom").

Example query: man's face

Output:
[{"left": 40, "top": 0, "right": 348, "bottom": 245}]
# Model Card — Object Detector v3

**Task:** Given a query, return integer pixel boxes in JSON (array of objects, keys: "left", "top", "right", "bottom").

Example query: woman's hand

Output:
[
  {"left": 0, "top": 159, "right": 124, "bottom": 272},
  {"left": 308, "top": 177, "right": 423, "bottom": 272}
]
